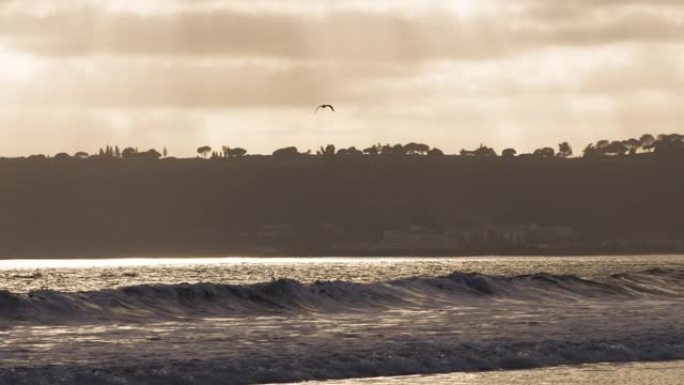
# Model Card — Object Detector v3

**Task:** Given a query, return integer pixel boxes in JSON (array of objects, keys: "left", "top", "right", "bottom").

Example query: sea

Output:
[{"left": 0, "top": 255, "right": 683, "bottom": 385}]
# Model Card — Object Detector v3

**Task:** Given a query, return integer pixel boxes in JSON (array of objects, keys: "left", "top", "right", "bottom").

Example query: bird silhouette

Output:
[{"left": 315, "top": 104, "right": 335, "bottom": 113}]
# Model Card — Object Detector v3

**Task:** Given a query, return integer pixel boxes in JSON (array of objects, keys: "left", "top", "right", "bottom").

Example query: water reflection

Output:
[{"left": 1, "top": 255, "right": 683, "bottom": 293}]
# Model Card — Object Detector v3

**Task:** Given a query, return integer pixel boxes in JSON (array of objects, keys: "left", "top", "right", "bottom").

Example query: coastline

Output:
[{"left": 1, "top": 246, "right": 683, "bottom": 260}]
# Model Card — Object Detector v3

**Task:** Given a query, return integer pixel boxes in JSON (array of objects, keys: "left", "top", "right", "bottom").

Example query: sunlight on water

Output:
[
  {"left": 1, "top": 256, "right": 683, "bottom": 385},
  {"left": 1, "top": 255, "right": 683, "bottom": 293}
]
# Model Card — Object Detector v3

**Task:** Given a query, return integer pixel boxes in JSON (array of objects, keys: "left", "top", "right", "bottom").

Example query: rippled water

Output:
[
  {"left": 2, "top": 255, "right": 683, "bottom": 292},
  {"left": 0, "top": 255, "right": 683, "bottom": 385}
]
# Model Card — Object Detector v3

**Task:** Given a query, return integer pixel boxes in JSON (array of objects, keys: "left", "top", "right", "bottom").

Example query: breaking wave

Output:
[{"left": 1, "top": 268, "right": 682, "bottom": 324}]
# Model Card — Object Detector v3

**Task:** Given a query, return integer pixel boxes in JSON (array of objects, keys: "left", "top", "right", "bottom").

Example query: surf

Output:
[{"left": 1, "top": 268, "right": 682, "bottom": 325}]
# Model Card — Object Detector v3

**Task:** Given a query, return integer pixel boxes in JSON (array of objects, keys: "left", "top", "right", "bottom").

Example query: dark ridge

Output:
[{"left": 0, "top": 151, "right": 682, "bottom": 258}]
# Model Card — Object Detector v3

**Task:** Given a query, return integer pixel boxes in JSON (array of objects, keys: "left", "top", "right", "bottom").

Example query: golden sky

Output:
[{"left": 1, "top": 0, "right": 683, "bottom": 156}]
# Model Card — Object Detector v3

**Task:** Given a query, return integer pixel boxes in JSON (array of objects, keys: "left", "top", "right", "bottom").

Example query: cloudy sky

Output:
[{"left": 1, "top": 0, "right": 683, "bottom": 156}]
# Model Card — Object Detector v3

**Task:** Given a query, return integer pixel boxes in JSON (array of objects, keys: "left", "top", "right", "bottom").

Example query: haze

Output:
[{"left": 1, "top": 0, "right": 682, "bottom": 156}]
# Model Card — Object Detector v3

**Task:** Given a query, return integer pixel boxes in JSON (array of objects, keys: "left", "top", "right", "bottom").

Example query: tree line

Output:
[
  {"left": 196, "top": 133, "right": 682, "bottom": 159},
  {"left": 13, "top": 133, "right": 683, "bottom": 160}
]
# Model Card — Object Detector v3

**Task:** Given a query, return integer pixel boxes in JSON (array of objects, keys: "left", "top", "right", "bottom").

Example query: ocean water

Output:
[{"left": 0, "top": 255, "right": 683, "bottom": 384}]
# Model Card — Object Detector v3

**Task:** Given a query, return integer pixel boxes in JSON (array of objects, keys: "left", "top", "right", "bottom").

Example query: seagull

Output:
[{"left": 315, "top": 104, "right": 335, "bottom": 113}]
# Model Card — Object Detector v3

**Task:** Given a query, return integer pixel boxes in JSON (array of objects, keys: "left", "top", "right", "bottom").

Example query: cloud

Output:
[
  {"left": 1, "top": 3, "right": 682, "bottom": 61},
  {"left": 1, "top": 1, "right": 683, "bottom": 157},
  {"left": 3, "top": 58, "right": 416, "bottom": 108},
  {"left": 6, "top": 42, "right": 681, "bottom": 112},
  {"left": 0, "top": 9, "right": 509, "bottom": 61}
]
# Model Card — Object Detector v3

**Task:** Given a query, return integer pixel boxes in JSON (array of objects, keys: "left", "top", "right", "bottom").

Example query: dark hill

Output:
[{"left": 0, "top": 154, "right": 682, "bottom": 257}]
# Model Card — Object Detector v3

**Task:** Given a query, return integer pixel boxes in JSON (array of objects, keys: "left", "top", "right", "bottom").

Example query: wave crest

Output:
[{"left": 1, "top": 268, "right": 682, "bottom": 324}]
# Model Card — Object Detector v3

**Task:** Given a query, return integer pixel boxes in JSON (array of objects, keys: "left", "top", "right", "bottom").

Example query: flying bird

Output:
[{"left": 315, "top": 104, "right": 335, "bottom": 113}]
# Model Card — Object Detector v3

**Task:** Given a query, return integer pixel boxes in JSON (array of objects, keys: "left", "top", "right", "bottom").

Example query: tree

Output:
[
  {"left": 639, "top": 134, "right": 655, "bottom": 152},
  {"left": 162, "top": 147, "right": 168, "bottom": 157},
  {"left": 583, "top": 144, "right": 597, "bottom": 158},
  {"left": 197, "top": 146, "right": 212, "bottom": 158},
  {"left": 74, "top": 151, "right": 89, "bottom": 159},
  {"left": 114, "top": 146, "right": 121, "bottom": 158},
  {"left": 533, "top": 147, "right": 555, "bottom": 158},
  {"left": 377, "top": 143, "right": 407, "bottom": 155},
  {"left": 427, "top": 148, "right": 444, "bottom": 157},
  {"left": 583, "top": 140, "right": 626, "bottom": 157},
  {"left": 121, "top": 147, "right": 138, "bottom": 160},
  {"left": 317, "top": 144, "right": 336, "bottom": 156},
  {"left": 622, "top": 138, "right": 641, "bottom": 155},
  {"left": 141, "top": 149, "right": 162, "bottom": 160},
  {"left": 502, "top": 148, "right": 517, "bottom": 158},
  {"left": 603, "top": 141, "right": 628, "bottom": 156},
  {"left": 557, "top": 142, "right": 572, "bottom": 158},
  {"left": 337, "top": 147, "right": 362, "bottom": 156},
  {"left": 416, "top": 143, "right": 430, "bottom": 155},
  {"left": 363, "top": 145, "right": 379, "bottom": 155},
  {"left": 461, "top": 145, "right": 496, "bottom": 157},
  {"left": 390, "top": 144, "right": 407, "bottom": 155},
  {"left": 54, "top": 152, "right": 71, "bottom": 160},
  {"left": 222, "top": 146, "right": 247, "bottom": 158},
  {"left": 229, "top": 147, "right": 247, "bottom": 158},
  {"left": 272, "top": 146, "right": 300, "bottom": 157},
  {"left": 653, "top": 134, "right": 684, "bottom": 156},
  {"left": 595, "top": 140, "right": 610, "bottom": 155},
  {"left": 404, "top": 142, "right": 430, "bottom": 155}
]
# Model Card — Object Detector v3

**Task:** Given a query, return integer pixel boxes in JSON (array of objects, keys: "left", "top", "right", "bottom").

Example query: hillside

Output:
[{"left": 1, "top": 153, "right": 682, "bottom": 257}]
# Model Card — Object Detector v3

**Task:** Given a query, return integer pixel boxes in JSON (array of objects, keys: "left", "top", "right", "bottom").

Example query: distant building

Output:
[{"left": 446, "top": 222, "right": 580, "bottom": 250}]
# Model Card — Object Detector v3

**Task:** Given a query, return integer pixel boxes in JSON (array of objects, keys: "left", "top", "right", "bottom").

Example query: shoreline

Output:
[{"left": 1, "top": 247, "right": 683, "bottom": 260}]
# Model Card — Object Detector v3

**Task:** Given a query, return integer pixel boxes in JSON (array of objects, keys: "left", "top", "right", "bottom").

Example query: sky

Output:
[{"left": 0, "top": 0, "right": 683, "bottom": 157}]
